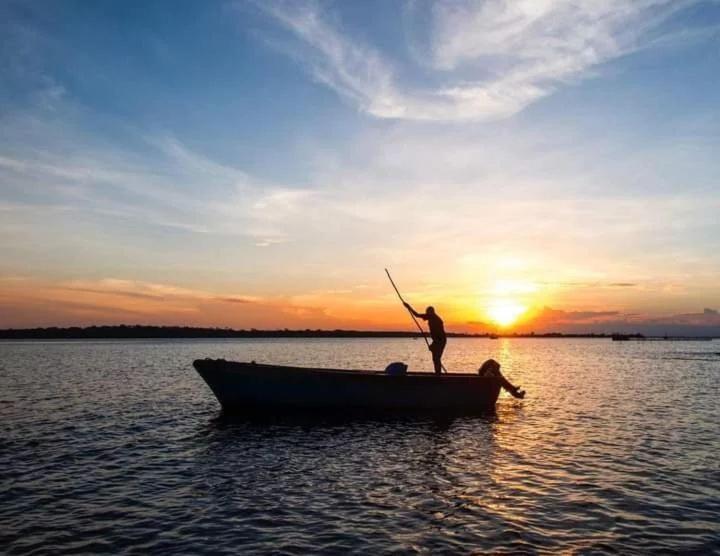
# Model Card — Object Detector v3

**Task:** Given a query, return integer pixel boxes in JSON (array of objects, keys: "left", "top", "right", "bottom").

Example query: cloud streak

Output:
[
  {"left": 0, "top": 110, "right": 324, "bottom": 246},
  {"left": 468, "top": 306, "right": 720, "bottom": 336},
  {"left": 256, "top": 0, "right": 706, "bottom": 121},
  {"left": 0, "top": 276, "right": 385, "bottom": 329}
]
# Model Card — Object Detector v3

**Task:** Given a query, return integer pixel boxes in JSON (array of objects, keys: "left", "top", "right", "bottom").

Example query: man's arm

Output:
[{"left": 403, "top": 302, "right": 425, "bottom": 319}]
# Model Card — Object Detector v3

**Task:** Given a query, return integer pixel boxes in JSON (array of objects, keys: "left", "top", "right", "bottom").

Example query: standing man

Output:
[{"left": 403, "top": 302, "right": 446, "bottom": 374}]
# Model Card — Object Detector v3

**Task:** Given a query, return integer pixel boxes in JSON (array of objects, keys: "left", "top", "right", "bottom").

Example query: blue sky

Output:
[{"left": 1, "top": 0, "right": 719, "bottom": 333}]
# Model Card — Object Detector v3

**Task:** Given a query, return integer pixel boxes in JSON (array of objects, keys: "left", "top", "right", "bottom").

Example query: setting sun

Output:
[{"left": 486, "top": 299, "right": 527, "bottom": 328}]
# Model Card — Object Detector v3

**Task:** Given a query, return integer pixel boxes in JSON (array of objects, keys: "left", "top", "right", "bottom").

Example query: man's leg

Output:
[
  {"left": 433, "top": 350, "right": 442, "bottom": 374},
  {"left": 429, "top": 343, "right": 442, "bottom": 374},
  {"left": 431, "top": 340, "right": 446, "bottom": 374}
]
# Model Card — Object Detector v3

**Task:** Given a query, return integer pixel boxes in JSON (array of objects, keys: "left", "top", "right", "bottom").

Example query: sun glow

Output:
[{"left": 487, "top": 298, "right": 527, "bottom": 328}]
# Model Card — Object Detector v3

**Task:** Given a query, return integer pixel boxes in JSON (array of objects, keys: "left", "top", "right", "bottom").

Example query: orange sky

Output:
[{"left": 2, "top": 274, "right": 718, "bottom": 336}]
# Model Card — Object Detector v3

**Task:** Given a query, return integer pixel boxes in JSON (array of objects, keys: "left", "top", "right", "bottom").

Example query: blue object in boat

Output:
[{"left": 385, "top": 362, "right": 408, "bottom": 376}]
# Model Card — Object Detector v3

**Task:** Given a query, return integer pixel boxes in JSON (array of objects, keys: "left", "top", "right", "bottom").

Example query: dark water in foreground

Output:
[{"left": 1, "top": 338, "right": 719, "bottom": 554}]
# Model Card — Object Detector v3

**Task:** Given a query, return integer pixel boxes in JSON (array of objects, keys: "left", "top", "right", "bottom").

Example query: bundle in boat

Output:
[{"left": 193, "top": 359, "right": 501, "bottom": 414}]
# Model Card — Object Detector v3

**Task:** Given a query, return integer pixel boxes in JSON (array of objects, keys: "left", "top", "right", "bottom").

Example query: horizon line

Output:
[{"left": 0, "top": 325, "right": 716, "bottom": 340}]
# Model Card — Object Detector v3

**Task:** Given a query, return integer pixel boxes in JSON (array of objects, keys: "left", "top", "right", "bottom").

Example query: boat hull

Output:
[{"left": 193, "top": 359, "right": 502, "bottom": 414}]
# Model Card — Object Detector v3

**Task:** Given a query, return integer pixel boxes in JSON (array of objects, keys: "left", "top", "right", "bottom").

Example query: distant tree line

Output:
[{"left": 0, "top": 325, "right": 615, "bottom": 340}]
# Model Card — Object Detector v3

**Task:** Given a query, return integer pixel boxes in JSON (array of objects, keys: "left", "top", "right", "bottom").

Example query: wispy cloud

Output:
[
  {"left": 0, "top": 109, "right": 322, "bottom": 245},
  {"left": 256, "top": 0, "right": 402, "bottom": 118},
  {"left": 256, "top": 0, "right": 708, "bottom": 121},
  {"left": 646, "top": 307, "right": 720, "bottom": 326}
]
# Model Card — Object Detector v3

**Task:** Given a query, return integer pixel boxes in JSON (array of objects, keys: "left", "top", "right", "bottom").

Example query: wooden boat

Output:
[{"left": 193, "top": 359, "right": 502, "bottom": 414}]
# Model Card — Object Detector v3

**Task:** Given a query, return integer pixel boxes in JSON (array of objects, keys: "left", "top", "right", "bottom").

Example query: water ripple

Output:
[{"left": 1, "top": 338, "right": 719, "bottom": 553}]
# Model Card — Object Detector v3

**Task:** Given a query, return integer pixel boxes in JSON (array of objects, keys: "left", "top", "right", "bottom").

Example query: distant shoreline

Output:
[
  {"left": 0, "top": 325, "right": 714, "bottom": 340},
  {"left": 0, "top": 325, "right": 599, "bottom": 339}
]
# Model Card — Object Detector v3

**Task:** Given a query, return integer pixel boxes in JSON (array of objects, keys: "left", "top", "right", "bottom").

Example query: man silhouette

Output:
[{"left": 403, "top": 302, "right": 446, "bottom": 374}]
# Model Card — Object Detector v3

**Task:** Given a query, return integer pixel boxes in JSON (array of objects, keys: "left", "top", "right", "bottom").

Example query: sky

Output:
[{"left": 1, "top": 0, "right": 719, "bottom": 335}]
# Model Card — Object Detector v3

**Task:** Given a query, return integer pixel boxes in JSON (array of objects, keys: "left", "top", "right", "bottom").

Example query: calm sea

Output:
[{"left": 1, "top": 338, "right": 719, "bottom": 554}]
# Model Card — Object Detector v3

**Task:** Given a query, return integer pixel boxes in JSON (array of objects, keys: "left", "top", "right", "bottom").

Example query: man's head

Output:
[{"left": 426, "top": 306, "right": 435, "bottom": 315}]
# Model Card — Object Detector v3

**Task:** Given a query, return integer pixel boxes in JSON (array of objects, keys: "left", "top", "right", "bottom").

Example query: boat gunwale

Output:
[{"left": 193, "top": 358, "right": 491, "bottom": 379}]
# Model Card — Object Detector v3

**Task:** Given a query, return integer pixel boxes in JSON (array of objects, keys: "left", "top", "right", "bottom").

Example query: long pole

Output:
[{"left": 385, "top": 268, "right": 447, "bottom": 373}]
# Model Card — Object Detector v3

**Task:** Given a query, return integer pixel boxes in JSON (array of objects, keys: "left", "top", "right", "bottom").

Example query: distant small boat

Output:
[{"left": 193, "top": 359, "right": 501, "bottom": 414}]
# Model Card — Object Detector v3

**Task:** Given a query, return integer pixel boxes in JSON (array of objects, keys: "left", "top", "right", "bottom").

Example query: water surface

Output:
[{"left": 1, "top": 338, "right": 719, "bottom": 553}]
